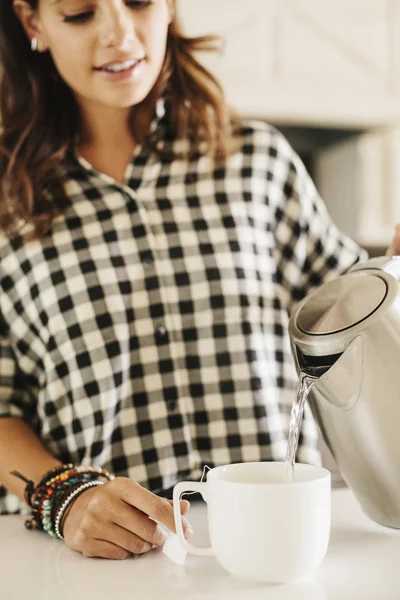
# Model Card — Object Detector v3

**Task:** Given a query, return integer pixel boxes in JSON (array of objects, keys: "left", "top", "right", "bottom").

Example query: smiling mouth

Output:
[{"left": 96, "top": 58, "right": 144, "bottom": 73}]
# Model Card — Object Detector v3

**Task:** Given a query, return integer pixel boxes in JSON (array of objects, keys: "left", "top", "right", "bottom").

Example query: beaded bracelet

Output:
[
  {"left": 24, "top": 467, "right": 112, "bottom": 533},
  {"left": 40, "top": 473, "right": 102, "bottom": 536},
  {"left": 11, "top": 464, "right": 114, "bottom": 536},
  {"left": 10, "top": 464, "right": 74, "bottom": 508},
  {"left": 54, "top": 480, "right": 104, "bottom": 540},
  {"left": 31, "top": 468, "right": 83, "bottom": 531},
  {"left": 36, "top": 467, "right": 111, "bottom": 523}
]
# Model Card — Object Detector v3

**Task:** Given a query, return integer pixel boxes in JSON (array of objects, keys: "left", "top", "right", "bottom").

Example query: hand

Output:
[
  {"left": 62, "top": 477, "right": 192, "bottom": 560},
  {"left": 386, "top": 223, "right": 400, "bottom": 256}
]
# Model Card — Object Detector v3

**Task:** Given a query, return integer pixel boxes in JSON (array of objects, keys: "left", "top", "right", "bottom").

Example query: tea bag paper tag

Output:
[{"left": 162, "top": 532, "right": 188, "bottom": 565}]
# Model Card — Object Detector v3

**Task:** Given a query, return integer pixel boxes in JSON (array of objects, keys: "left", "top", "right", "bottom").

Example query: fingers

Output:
[
  {"left": 117, "top": 479, "right": 193, "bottom": 536},
  {"left": 394, "top": 225, "right": 400, "bottom": 255},
  {"left": 67, "top": 498, "right": 159, "bottom": 556},
  {"left": 96, "top": 523, "right": 154, "bottom": 555},
  {"left": 387, "top": 223, "right": 400, "bottom": 256},
  {"left": 80, "top": 539, "right": 131, "bottom": 560},
  {"left": 108, "top": 502, "right": 168, "bottom": 548},
  {"left": 63, "top": 478, "right": 194, "bottom": 560},
  {"left": 167, "top": 498, "right": 191, "bottom": 516}
]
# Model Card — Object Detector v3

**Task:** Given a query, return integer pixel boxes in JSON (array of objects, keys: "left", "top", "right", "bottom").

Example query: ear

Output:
[{"left": 13, "top": 0, "right": 48, "bottom": 52}]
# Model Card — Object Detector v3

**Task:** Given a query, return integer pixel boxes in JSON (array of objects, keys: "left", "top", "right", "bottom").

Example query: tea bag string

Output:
[{"left": 181, "top": 465, "right": 211, "bottom": 499}]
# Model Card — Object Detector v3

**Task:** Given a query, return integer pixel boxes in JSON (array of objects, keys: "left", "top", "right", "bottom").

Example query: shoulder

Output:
[
  {"left": 0, "top": 227, "right": 23, "bottom": 263},
  {"left": 0, "top": 223, "right": 42, "bottom": 280},
  {"left": 229, "top": 120, "right": 310, "bottom": 204},
  {"left": 233, "top": 120, "right": 299, "bottom": 166}
]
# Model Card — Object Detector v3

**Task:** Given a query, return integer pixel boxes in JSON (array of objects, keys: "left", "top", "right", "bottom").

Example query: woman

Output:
[{"left": 0, "top": 0, "right": 398, "bottom": 559}]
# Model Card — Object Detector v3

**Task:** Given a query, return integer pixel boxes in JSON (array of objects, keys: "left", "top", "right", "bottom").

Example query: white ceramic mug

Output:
[{"left": 173, "top": 462, "right": 331, "bottom": 583}]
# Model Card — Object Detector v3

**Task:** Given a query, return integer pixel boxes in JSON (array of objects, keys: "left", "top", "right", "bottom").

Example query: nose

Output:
[{"left": 101, "top": 7, "right": 137, "bottom": 50}]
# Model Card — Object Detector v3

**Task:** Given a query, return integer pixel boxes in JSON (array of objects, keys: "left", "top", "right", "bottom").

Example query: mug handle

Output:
[{"left": 173, "top": 481, "right": 214, "bottom": 556}]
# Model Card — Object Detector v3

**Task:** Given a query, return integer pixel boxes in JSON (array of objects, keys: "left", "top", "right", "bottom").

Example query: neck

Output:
[
  {"left": 77, "top": 104, "right": 136, "bottom": 183},
  {"left": 79, "top": 104, "right": 134, "bottom": 152}
]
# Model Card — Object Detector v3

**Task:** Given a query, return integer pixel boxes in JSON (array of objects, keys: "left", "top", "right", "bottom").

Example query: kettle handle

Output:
[{"left": 350, "top": 256, "right": 400, "bottom": 281}]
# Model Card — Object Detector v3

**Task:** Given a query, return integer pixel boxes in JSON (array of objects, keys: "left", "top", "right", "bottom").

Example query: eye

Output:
[
  {"left": 126, "top": 1, "right": 153, "bottom": 8},
  {"left": 63, "top": 11, "right": 94, "bottom": 24},
  {"left": 63, "top": 1, "right": 152, "bottom": 23}
]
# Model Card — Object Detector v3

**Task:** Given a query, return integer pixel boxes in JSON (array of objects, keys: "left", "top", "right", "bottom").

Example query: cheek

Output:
[
  {"left": 41, "top": 17, "right": 90, "bottom": 76},
  {"left": 145, "top": 19, "right": 169, "bottom": 64},
  {"left": 48, "top": 36, "right": 92, "bottom": 79}
]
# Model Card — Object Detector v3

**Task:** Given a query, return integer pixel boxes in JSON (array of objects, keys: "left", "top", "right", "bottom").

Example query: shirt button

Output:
[
  {"left": 167, "top": 400, "right": 177, "bottom": 411},
  {"left": 155, "top": 324, "right": 167, "bottom": 338},
  {"left": 143, "top": 253, "right": 154, "bottom": 268}
]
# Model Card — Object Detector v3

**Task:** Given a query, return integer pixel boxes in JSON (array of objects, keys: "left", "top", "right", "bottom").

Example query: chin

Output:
[
  {"left": 106, "top": 86, "right": 155, "bottom": 109},
  {"left": 107, "top": 98, "right": 148, "bottom": 110}
]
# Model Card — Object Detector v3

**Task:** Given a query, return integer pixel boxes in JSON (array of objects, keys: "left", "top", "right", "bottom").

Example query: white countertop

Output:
[{"left": 1, "top": 488, "right": 400, "bottom": 600}]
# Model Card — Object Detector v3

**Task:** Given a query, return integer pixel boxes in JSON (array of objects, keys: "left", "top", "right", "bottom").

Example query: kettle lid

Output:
[{"left": 297, "top": 272, "right": 387, "bottom": 335}]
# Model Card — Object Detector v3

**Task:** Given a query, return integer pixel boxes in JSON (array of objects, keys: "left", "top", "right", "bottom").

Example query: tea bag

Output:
[{"left": 162, "top": 532, "right": 188, "bottom": 565}]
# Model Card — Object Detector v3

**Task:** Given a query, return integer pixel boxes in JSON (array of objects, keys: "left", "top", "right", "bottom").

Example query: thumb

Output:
[{"left": 387, "top": 223, "right": 400, "bottom": 256}]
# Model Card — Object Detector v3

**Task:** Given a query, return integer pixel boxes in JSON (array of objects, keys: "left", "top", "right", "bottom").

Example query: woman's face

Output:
[{"left": 14, "top": 0, "right": 173, "bottom": 112}]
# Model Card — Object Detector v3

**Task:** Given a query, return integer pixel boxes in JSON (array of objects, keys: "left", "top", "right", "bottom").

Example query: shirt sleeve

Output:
[
  {"left": 0, "top": 315, "right": 36, "bottom": 421},
  {"left": 271, "top": 129, "right": 368, "bottom": 314}
]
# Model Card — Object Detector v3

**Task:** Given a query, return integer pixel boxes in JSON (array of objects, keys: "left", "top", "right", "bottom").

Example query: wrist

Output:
[
  {"left": 11, "top": 464, "right": 114, "bottom": 536},
  {"left": 61, "top": 484, "right": 100, "bottom": 536},
  {"left": 55, "top": 480, "right": 104, "bottom": 540}
]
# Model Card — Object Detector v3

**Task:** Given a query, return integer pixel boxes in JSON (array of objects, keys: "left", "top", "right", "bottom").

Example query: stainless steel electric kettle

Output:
[{"left": 289, "top": 256, "right": 400, "bottom": 529}]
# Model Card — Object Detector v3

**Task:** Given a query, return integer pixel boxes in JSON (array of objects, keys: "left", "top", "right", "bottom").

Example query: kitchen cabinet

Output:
[
  {"left": 177, "top": 0, "right": 400, "bottom": 128},
  {"left": 314, "top": 127, "right": 400, "bottom": 247},
  {"left": 178, "top": 1, "right": 400, "bottom": 247}
]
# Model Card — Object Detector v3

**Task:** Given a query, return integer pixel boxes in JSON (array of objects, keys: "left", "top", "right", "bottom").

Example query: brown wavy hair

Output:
[{"left": 0, "top": 0, "right": 235, "bottom": 240}]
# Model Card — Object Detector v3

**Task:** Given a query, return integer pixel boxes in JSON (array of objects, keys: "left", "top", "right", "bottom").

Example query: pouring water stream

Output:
[{"left": 285, "top": 372, "right": 317, "bottom": 482}]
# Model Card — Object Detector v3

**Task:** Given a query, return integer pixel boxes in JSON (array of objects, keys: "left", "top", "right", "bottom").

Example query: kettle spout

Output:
[{"left": 302, "top": 335, "right": 364, "bottom": 411}]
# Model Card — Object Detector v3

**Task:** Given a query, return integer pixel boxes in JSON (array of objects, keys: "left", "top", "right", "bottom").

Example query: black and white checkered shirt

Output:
[{"left": 0, "top": 108, "right": 365, "bottom": 513}]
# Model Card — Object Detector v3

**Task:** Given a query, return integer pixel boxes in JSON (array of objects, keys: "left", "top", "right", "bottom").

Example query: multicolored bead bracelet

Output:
[
  {"left": 11, "top": 464, "right": 114, "bottom": 537},
  {"left": 54, "top": 480, "right": 104, "bottom": 540}
]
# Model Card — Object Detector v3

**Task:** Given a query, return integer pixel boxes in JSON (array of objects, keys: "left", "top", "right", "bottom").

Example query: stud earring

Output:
[{"left": 31, "top": 38, "right": 43, "bottom": 52}]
